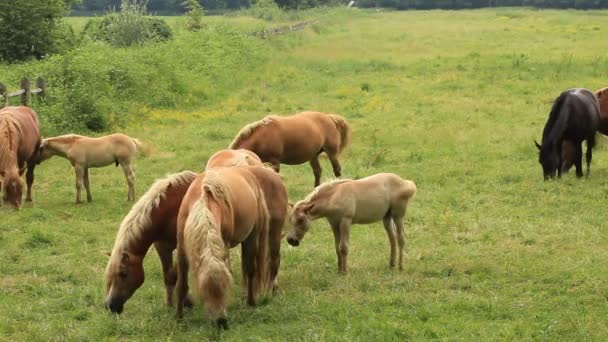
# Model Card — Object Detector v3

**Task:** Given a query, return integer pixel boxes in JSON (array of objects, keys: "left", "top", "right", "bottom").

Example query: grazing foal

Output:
[
  {"left": 38, "top": 133, "right": 143, "bottom": 203},
  {"left": 286, "top": 173, "right": 416, "bottom": 273}
]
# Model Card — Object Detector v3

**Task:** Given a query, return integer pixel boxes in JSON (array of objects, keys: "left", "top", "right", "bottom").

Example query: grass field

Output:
[{"left": 3, "top": 8, "right": 608, "bottom": 340}]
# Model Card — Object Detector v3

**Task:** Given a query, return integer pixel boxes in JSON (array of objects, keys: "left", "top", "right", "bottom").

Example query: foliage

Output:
[
  {"left": 244, "top": 0, "right": 285, "bottom": 20},
  {"left": 183, "top": 0, "right": 206, "bottom": 31},
  {"left": 0, "top": 0, "right": 71, "bottom": 62},
  {"left": 82, "top": 0, "right": 172, "bottom": 47}
]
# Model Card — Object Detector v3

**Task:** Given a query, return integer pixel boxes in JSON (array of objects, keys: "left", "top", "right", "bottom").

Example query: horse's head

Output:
[
  {"left": 36, "top": 140, "right": 54, "bottom": 164},
  {"left": 286, "top": 201, "right": 314, "bottom": 246},
  {"left": 1, "top": 170, "right": 23, "bottom": 209},
  {"left": 536, "top": 140, "right": 559, "bottom": 180},
  {"left": 104, "top": 251, "right": 144, "bottom": 314}
]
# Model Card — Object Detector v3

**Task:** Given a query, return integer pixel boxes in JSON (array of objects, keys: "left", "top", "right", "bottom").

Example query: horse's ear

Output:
[{"left": 535, "top": 140, "right": 542, "bottom": 150}]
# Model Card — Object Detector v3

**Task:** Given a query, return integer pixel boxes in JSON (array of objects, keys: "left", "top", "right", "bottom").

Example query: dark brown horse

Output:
[
  {"left": 0, "top": 106, "right": 41, "bottom": 208},
  {"left": 229, "top": 111, "right": 350, "bottom": 187},
  {"left": 176, "top": 166, "right": 287, "bottom": 328},
  {"left": 104, "top": 171, "right": 197, "bottom": 314},
  {"left": 535, "top": 89, "right": 599, "bottom": 180}
]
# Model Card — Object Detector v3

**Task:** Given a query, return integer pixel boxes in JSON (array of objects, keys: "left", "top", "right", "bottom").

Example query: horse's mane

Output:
[
  {"left": 0, "top": 115, "right": 19, "bottom": 171},
  {"left": 542, "top": 91, "right": 571, "bottom": 146},
  {"left": 229, "top": 116, "right": 277, "bottom": 149},
  {"left": 109, "top": 170, "right": 197, "bottom": 258},
  {"left": 303, "top": 178, "right": 351, "bottom": 203},
  {"left": 45, "top": 134, "right": 85, "bottom": 145}
]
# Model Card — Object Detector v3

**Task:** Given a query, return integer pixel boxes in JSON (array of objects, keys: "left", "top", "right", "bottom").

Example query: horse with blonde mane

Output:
[
  {"left": 38, "top": 133, "right": 144, "bottom": 203},
  {"left": 205, "top": 149, "right": 262, "bottom": 169},
  {"left": 229, "top": 111, "right": 350, "bottom": 187},
  {"left": 0, "top": 106, "right": 41, "bottom": 209},
  {"left": 286, "top": 173, "right": 416, "bottom": 273},
  {"left": 104, "top": 170, "right": 197, "bottom": 314},
  {"left": 176, "top": 166, "right": 287, "bottom": 328}
]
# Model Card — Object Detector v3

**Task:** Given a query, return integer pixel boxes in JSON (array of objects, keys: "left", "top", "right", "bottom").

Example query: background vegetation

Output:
[{"left": 2, "top": 8, "right": 608, "bottom": 340}]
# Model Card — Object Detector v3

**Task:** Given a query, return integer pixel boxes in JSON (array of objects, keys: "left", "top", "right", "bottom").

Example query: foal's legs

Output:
[
  {"left": 382, "top": 215, "right": 397, "bottom": 268},
  {"left": 120, "top": 161, "right": 136, "bottom": 201},
  {"left": 176, "top": 244, "right": 189, "bottom": 319},
  {"left": 392, "top": 211, "right": 407, "bottom": 270},
  {"left": 83, "top": 168, "right": 93, "bottom": 202},
  {"left": 25, "top": 160, "right": 36, "bottom": 202},
  {"left": 74, "top": 165, "right": 85, "bottom": 204},
  {"left": 309, "top": 155, "right": 322, "bottom": 187},
  {"left": 574, "top": 142, "right": 583, "bottom": 178},
  {"left": 330, "top": 222, "right": 342, "bottom": 272},
  {"left": 338, "top": 218, "right": 352, "bottom": 273},
  {"left": 241, "top": 231, "right": 259, "bottom": 306}
]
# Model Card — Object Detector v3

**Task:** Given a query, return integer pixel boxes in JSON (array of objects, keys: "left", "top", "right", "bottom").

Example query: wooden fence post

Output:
[
  {"left": 20, "top": 77, "right": 31, "bottom": 106},
  {"left": 0, "top": 82, "right": 6, "bottom": 108},
  {"left": 36, "top": 77, "right": 46, "bottom": 101}
]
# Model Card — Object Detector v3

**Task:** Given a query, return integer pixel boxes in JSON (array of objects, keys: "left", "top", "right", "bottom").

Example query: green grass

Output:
[{"left": 3, "top": 7, "right": 608, "bottom": 340}]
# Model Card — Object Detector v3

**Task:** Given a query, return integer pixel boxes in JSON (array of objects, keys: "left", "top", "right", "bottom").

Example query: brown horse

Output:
[
  {"left": 176, "top": 166, "right": 287, "bottom": 328},
  {"left": 205, "top": 149, "right": 262, "bottom": 169},
  {"left": 0, "top": 106, "right": 41, "bottom": 209},
  {"left": 229, "top": 111, "right": 350, "bottom": 187},
  {"left": 104, "top": 171, "right": 197, "bottom": 314},
  {"left": 595, "top": 87, "right": 608, "bottom": 135}
]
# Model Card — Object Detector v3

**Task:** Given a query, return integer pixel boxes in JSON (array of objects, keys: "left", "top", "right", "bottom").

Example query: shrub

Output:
[{"left": 183, "top": 0, "right": 206, "bottom": 31}]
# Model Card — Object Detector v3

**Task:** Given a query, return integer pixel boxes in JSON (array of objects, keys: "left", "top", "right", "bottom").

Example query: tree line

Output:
[{"left": 72, "top": 0, "right": 608, "bottom": 11}]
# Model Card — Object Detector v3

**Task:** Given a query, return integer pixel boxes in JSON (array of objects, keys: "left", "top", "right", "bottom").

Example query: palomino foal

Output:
[
  {"left": 38, "top": 133, "right": 143, "bottom": 203},
  {"left": 286, "top": 173, "right": 416, "bottom": 273}
]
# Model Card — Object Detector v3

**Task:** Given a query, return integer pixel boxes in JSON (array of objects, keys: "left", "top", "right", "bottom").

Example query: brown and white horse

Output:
[
  {"left": 229, "top": 111, "right": 350, "bottom": 187},
  {"left": 176, "top": 166, "right": 287, "bottom": 328},
  {"left": 0, "top": 106, "right": 41, "bottom": 209}
]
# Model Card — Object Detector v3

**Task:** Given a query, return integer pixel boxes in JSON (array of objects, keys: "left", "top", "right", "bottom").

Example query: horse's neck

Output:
[{"left": 48, "top": 141, "right": 71, "bottom": 158}]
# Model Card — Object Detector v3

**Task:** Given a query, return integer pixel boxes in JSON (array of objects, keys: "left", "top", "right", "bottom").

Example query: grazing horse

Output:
[
  {"left": 535, "top": 88, "right": 599, "bottom": 180},
  {"left": 595, "top": 87, "right": 608, "bottom": 135},
  {"left": 176, "top": 166, "right": 287, "bottom": 328},
  {"left": 104, "top": 171, "right": 197, "bottom": 314},
  {"left": 286, "top": 173, "right": 416, "bottom": 274},
  {"left": 38, "top": 133, "right": 143, "bottom": 203},
  {"left": 0, "top": 106, "right": 41, "bottom": 209},
  {"left": 229, "top": 111, "right": 350, "bottom": 187},
  {"left": 205, "top": 149, "right": 262, "bottom": 169}
]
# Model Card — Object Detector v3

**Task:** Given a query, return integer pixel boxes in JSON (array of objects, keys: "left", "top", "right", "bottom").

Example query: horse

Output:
[
  {"left": 175, "top": 166, "right": 287, "bottom": 328},
  {"left": 38, "top": 133, "right": 144, "bottom": 203},
  {"left": 104, "top": 170, "right": 197, "bottom": 314},
  {"left": 0, "top": 106, "right": 41, "bottom": 209},
  {"left": 286, "top": 173, "right": 416, "bottom": 274},
  {"left": 229, "top": 111, "right": 350, "bottom": 187},
  {"left": 535, "top": 88, "right": 599, "bottom": 180},
  {"left": 595, "top": 87, "right": 608, "bottom": 135},
  {"left": 205, "top": 149, "right": 262, "bottom": 169}
]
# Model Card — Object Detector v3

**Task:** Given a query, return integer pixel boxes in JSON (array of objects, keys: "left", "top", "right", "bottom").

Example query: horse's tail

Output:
[
  {"left": 184, "top": 190, "right": 232, "bottom": 318},
  {"left": 328, "top": 114, "right": 350, "bottom": 154},
  {"left": 131, "top": 138, "right": 153, "bottom": 157}
]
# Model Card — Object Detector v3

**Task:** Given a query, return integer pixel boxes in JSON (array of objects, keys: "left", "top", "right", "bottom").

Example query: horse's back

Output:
[
  {"left": 564, "top": 88, "right": 599, "bottom": 137},
  {"left": 206, "top": 149, "right": 262, "bottom": 169}
]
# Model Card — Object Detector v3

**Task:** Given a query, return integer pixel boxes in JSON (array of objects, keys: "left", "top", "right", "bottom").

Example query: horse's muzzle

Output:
[
  {"left": 106, "top": 299, "right": 124, "bottom": 314},
  {"left": 286, "top": 237, "right": 300, "bottom": 247}
]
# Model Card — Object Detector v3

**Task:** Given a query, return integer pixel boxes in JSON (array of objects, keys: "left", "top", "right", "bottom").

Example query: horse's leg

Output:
[
  {"left": 83, "top": 167, "right": 93, "bottom": 202},
  {"left": 176, "top": 244, "right": 189, "bottom": 319},
  {"left": 120, "top": 162, "right": 136, "bottom": 201},
  {"left": 330, "top": 222, "right": 342, "bottom": 272},
  {"left": 25, "top": 161, "right": 36, "bottom": 202},
  {"left": 382, "top": 215, "right": 397, "bottom": 268},
  {"left": 326, "top": 151, "right": 342, "bottom": 179},
  {"left": 574, "top": 142, "right": 584, "bottom": 178},
  {"left": 154, "top": 241, "right": 177, "bottom": 307},
  {"left": 338, "top": 218, "right": 352, "bottom": 274},
  {"left": 393, "top": 211, "right": 407, "bottom": 270},
  {"left": 309, "top": 155, "right": 322, "bottom": 187},
  {"left": 74, "top": 165, "right": 85, "bottom": 204},
  {"left": 585, "top": 138, "right": 594, "bottom": 177},
  {"left": 241, "top": 232, "right": 259, "bottom": 306},
  {"left": 268, "top": 218, "right": 283, "bottom": 293}
]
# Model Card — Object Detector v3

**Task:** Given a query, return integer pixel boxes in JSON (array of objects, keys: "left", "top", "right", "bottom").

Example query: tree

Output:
[{"left": 0, "top": 0, "right": 69, "bottom": 62}]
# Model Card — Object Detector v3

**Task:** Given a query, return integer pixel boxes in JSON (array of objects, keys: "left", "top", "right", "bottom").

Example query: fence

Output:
[{"left": 0, "top": 77, "right": 46, "bottom": 108}]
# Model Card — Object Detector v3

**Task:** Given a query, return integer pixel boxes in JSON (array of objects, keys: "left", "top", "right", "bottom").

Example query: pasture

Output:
[{"left": 2, "top": 8, "right": 608, "bottom": 340}]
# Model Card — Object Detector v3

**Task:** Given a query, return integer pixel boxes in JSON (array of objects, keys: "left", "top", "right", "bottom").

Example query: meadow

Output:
[{"left": 2, "top": 8, "right": 608, "bottom": 340}]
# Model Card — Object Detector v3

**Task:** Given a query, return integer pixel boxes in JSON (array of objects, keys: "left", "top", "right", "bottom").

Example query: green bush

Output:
[
  {"left": 83, "top": 0, "right": 172, "bottom": 47},
  {"left": 183, "top": 0, "right": 206, "bottom": 31}
]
